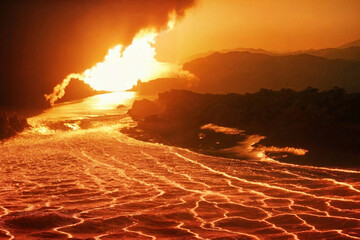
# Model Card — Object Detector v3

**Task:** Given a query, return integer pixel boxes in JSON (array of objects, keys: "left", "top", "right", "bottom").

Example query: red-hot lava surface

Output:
[{"left": 0, "top": 93, "right": 359, "bottom": 240}]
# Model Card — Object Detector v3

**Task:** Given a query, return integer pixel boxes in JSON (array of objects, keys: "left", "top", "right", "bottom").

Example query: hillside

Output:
[
  {"left": 299, "top": 46, "right": 360, "bottom": 61},
  {"left": 183, "top": 48, "right": 277, "bottom": 63},
  {"left": 183, "top": 39, "right": 360, "bottom": 63},
  {"left": 183, "top": 52, "right": 360, "bottom": 94},
  {"left": 338, "top": 38, "right": 360, "bottom": 48}
]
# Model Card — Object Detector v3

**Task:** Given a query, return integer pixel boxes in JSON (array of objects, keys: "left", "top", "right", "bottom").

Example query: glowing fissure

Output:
[
  {"left": 201, "top": 123, "right": 244, "bottom": 135},
  {"left": 45, "top": 22, "right": 191, "bottom": 105},
  {"left": 1, "top": 97, "right": 360, "bottom": 239},
  {"left": 259, "top": 146, "right": 308, "bottom": 156}
]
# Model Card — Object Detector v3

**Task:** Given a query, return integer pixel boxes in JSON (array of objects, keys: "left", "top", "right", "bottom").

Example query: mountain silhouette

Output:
[
  {"left": 338, "top": 38, "right": 360, "bottom": 49},
  {"left": 293, "top": 46, "right": 360, "bottom": 61},
  {"left": 132, "top": 39, "right": 360, "bottom": 96},
  {"left": 182, "top": 38, "right": 360, "bottom": 63},
  {"left": 182, "top": 51, "right": 360, "bottom": 94},
  {"left": 183, "top": 48, "right": 277, "bottom": 63}
]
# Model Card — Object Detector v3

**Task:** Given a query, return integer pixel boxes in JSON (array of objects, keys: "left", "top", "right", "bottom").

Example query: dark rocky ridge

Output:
[
  {"left": 125, "top": 88, "right": 360, "bottom": 167},
  {"left": 0, "top": 111, "right": 29, "bottom": 140}
]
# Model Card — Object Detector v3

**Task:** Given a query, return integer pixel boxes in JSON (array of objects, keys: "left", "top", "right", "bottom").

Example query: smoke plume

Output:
[{"left": 0, "top": 0, "right": 197, "bottom": 109}]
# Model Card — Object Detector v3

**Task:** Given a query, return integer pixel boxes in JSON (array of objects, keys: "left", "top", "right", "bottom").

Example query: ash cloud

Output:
[{"left": 0, "top": 0, "right": 197, "bottom": 109}]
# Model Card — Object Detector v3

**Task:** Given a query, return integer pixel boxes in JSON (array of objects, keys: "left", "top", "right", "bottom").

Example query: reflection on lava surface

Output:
[{"left": 0, "top": 93, "right": 359, "bottom": 239}]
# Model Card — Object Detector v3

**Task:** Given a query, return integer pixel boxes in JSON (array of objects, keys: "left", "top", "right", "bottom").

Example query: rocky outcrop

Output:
[
  {"left": 127, "top": 99, "right": 161, "bottom": 121},
  {"left": 0, "top": 112, "right": 29, "bottom": 140},
  {"left": 125, "top": 88, "right": 360, "bottom": 167}
]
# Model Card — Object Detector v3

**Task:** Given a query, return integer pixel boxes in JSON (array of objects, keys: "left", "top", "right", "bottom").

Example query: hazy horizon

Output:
[{"left": 155, "top": 0, "right": 360, "bottom": 62}]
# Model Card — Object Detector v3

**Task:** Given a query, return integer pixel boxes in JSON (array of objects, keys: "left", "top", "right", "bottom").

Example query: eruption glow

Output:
[
  {"left": 45, "top": 18, "right": 190, "bottom": 105},
  {"left": 82, "top": 31, "right": 173, "bottom": 92}
]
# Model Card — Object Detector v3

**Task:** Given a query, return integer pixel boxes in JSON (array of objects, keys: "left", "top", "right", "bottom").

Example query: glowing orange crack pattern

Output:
[{"left": 0, "top": 110, "right": 360, "bottom": 239}]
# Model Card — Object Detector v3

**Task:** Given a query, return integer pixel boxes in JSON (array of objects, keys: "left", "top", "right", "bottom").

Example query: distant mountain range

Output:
[
  {"left": 132, "top": 39, "right": 360, "bottom": 95},
  {"left": 298, "top": 46, "right": 360, "bottom": 61},
  {"left": 183, "top": 47, "right": 278, "bottom": 63},
  {"left": 184, "top": 38, "right": 360, "bottom": 62},
  {"left": 290, "top": 39, "right": 360, "bottom": 61},
  {"left": 183, "top": 52, "right": 360, "bottom": 93},
  {"left": 338, "top": 39, "right": 360, "bottom": 49}
]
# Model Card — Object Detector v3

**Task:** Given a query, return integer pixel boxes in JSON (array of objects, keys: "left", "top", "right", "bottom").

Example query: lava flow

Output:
[{"left": 0, "top": 93, "right": 360, "bottom": 240}]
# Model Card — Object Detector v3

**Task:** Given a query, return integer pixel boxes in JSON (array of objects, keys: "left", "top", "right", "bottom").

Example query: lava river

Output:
[{"left": 0, "top": 92, "right": 359, "bottom": 240}]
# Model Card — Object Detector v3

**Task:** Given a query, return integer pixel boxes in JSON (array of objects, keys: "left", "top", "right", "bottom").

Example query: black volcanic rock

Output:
[
  {"left": 126, "top": 89, "right": 360, "bottom": 167},
  {"left": 0, "top": 111, "right": 29, "bottom": 139},
  {"left": 128, "top": 99, "right": 161, "bottom": 120}
]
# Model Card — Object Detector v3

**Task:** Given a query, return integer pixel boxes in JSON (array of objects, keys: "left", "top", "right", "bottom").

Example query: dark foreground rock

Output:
[
  {"left": 127, "top": 99, "right": 161, "bottom": 121},
  {"left": 125, "top": 88, "right": 360, "bottom": 167},
  {"left": 0, "top": 111, "right": 29, "bottom": 140}
]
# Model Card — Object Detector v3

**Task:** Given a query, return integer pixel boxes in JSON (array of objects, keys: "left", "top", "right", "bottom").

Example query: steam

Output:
[
  {"left": 45, "top": 15, "right": 195, "bottom": 106},
  {"left": 45, "top": 73, "right": 84, "bottom": 105}
]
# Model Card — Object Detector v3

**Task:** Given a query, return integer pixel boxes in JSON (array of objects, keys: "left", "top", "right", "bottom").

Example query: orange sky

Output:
[{"left": 155, "top": 0, "right": 360, "bottom": 63}]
